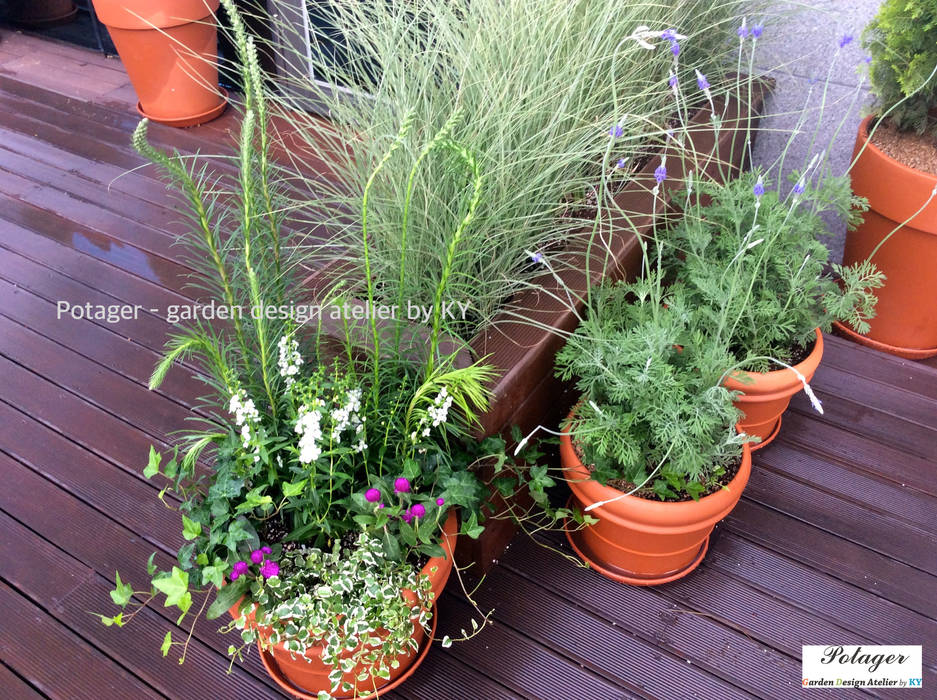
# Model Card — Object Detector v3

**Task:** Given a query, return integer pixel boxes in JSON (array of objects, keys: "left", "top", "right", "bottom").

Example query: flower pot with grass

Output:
[
  {"left": 91, "top": 0, "right": 227, "bottom": 126},
  {"left": 550, "top": 278, "right": 753, "bottom": 585},
  {"left": 94, "top": 8, "right": 507, "bottom": 696},
  {"left": 834, "top": 0, "right": 937, "bottom": 358},
  {"left": 665, "top": 171, "right": 883, "bottom": 448}
]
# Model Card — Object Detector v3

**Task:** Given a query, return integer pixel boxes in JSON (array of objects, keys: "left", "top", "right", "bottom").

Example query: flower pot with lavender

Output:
[
  {"left": 834, "top": 0, "right": 937, "bottom": 358},
  {"left": 93, "top": 8, "right": 508, "bottom": 696},
  {"left": 663, "top": 170, "right": 883, "bottom": 448},
  {"left": 548, "top": 278, "right": 753, "bottom": 584}
]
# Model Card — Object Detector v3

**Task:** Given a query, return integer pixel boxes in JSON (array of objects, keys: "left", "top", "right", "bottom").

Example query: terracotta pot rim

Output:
[
  {"left": 93, "top": 0, "right": 221, "bottom": 30},
  {"left": 560, "top": 412, "right": 752, "bottom": 530},
  {"left": 723, "top": 328, "right": 823, "bottom": 394},
  {"left": 832, "top": 320, "right": 937, "bottom": 359}
]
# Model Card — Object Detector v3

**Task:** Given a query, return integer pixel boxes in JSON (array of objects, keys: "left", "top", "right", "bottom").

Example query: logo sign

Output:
[{"left": 802, "top": 645, "right": 923, "bottom": 689}]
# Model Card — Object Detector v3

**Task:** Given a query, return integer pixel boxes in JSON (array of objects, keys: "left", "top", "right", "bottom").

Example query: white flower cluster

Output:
[
  {"left": 295, "top": 402, "right": 323, "bottom": 465},
  {"left": 277, "top": 335, "right": 303, "bottom": 387},
  {"left": 410, "top": 386, "right": 453, "bottom": 443},
  {"left": 330, "top": 388, "right": 366, "bottom": 453},
  {"left": 229, "top": 388, "right": 261, "bottom": 462}
]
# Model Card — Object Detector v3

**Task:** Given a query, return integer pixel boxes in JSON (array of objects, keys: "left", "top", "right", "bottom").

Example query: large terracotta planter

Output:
[
  {"left": 6, "top": 0, "right": 77, "bottom": 27},
  {"left": 561, "top": 415, "right": 752, "bottom": 585},
  {"left": 723, "top": 328, "right": 824, "bottom": 449},
  {"left": 231, "top": 510, "right": 458, "bottom": 697},
  {"left": 834, "top": 116, "right": 937, "bottom": 359},
  {"left": 91, "top": 0, "right": 227, "bottom": 127}
]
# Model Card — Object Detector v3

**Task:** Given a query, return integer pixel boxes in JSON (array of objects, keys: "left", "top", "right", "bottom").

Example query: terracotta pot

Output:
[
  {"left": 723, "top": 328, "right": 824, "bottom": 449},
  {"left": 230, "top": 510, "right": 458, "bottom": 697},
  {"left": 91, "top": 0, "right": 226, "bottom": 127},
  {"left": 6, "top": 0, "right": 77, "bottom": 27},
  {"left": 834, "top": 116, "right": 937, "bottom": 358},
  {"left": 561, "top": 414, "right": 751, "bottom": 585}
]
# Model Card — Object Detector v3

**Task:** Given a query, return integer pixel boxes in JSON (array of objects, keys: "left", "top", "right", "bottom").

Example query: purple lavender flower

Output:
[
  {"left": 250, "top": 549, "right": 264, "bottom": 564},
  {"left": 697, "top": 72, "right": 710, "bottom": 91},
  {"left": 394, "top": 477, "right": 411, "bottom": 494},
  {"left": 411, "top": 503, "right": 426, "bottom": 519},
  {"left": 661, "top": 29, "right": 677, "bottom": 41},
  {"left": 668, "top": 73, "right": 678, "bottom": 89},
  {"left": 839, "top": 34, "right": 853, "bottom": 49},
  {"left": 230, "top": 561, "right": 249, "bottom": 581},
  {"left": 752, "top": 24, "right": 763, "bottom": 39},
  {"left": 436, "top": 497, "right": 445, "bottom": 506},
  {"left": 609, "top": 124, "right": 624, "bottom": 138},
  {"left": 531, "top": 251, "right": 545, "bottom": 264},
  {"left": 793, "top": 181, "right": 806, "bottom": 195},
  {"left": 737, "top": 23, "right": 748, "bottom": 39},
  {"left": 616, "top": 158, "right": 626, "bottom": 169},
  {"left": 260, "top": 559, "right": 279, "bottom": 580},
  {"left": 654, "top": 164, "right": 667, "bottom": 184},
  {"left": 862, "top": 55, "right": 872, "bottom": 64},
  {"left": 670, "top": 41, "right": 681, "bottom": 57},
  {"left": 753, "top": 180, "right": 765, "bottom": 198},
  {"left": 365, "top": 487, "right": 381, "bottom": 502}
]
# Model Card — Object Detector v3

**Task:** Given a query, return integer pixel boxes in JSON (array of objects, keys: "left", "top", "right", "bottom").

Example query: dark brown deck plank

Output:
[
  {"left": 0, "top": 661, "right": 47, "bottom": 700},
  {"left": 0, "top": 582, "right": 162, "bottom": 700},
  {"left": 822, "top": 335, "right": 937, "bottom": 401}
]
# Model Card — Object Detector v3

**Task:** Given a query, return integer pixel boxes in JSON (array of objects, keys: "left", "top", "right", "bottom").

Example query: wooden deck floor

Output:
[{"left": 1, "top": 31, "right": 936, "bottom": 700}]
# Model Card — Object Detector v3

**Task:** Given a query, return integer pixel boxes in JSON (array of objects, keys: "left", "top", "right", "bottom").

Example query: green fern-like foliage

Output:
[
  {"left": 664, "top": 171, "right": 884, "bottom": 371},
  {"left": 555, "top": 277, "right": 744, "bottom": 501},
  {"left": 863, "top": 0, "right": 937, "bottom": 137}
]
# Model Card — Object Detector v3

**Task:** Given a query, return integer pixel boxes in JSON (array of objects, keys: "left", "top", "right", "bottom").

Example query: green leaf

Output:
[
  {"left": 181, "top": 514, "right": 202, "bottom": 541},
  {"left": 109, "top": 571, "right": 133, "bottom": 607},
  {"left": 146, "top": 552, "right": 157, "bottom": 576},
  {"left": 207, "top": 578, "right": 249, "bottom": 620},
  {"left": 163, "top": 455, "right": 179, "bottom": 481},
  {"left": 143, "top": 446, "right": 161, "bottom": 479},
  {"left": 201, "top": 558, "right": 227, "bottom": 589},
  {"left": 152, "top": 567, "right": 190, "bottom": 611},
  {"left": 463, "top": 512, "right": 484, "bottom": 539},
  {"left": 160, "top": 631, "right": 172, "bottom": 657},
  {"left": 96, "top": 613, "right": 123, "bottom": 627},
  {"left": 382, "top": 529, "right": 400, "bottom": 561},
  {"left": 281, "top": 479, "right": 307, "bottom": 498}
]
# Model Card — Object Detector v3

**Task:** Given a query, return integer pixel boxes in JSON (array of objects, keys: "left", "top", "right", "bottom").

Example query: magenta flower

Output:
[
  {"left": 260, "top": 559, "right": 279, "bottom": 579},
  {"left": 401, "top": 509, "right": 414, "bottom": 524},
  {"left": 436, "top": 497, "right": 445, "bottom": 506},
  {"left": 250, "top": 549, "right": 264, "bottom": 564},
  {"left": 394, "top": 477, "right": 411, "bottom": 494},
  {"left": 379, "top": 502, "right": 386, "bottom": 509},
  {"left": 230, "top": 561, "right": 249, "bottom": 581},
  {"left": 411, "top": 503, "right": 426, "bottom": 519},
  {"left": 261, "top": 545, "right": 271, "bottom": 555},
  {"left": 365, "top": 487, "right": 381, "bottom": 503}
]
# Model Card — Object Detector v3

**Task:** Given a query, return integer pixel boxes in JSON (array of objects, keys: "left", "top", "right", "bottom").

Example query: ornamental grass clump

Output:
[{"left": 242, "top": 0, "right": 763, "bottom": 339}]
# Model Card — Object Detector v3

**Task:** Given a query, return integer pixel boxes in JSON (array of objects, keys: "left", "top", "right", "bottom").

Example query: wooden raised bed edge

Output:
[{"left": 463, "top": 80, "right": 772, "bottom": 570}]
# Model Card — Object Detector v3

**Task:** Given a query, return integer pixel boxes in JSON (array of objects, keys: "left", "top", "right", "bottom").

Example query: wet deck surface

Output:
[{"left": 1, "top": 30, "right": 935, "bottom": 699}]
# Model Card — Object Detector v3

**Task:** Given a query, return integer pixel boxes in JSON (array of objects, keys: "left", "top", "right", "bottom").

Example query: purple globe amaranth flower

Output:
[
  {"left": 365, "top": 487, "right": 381, "bottom": 503},
  {"left": 379, "top": 502, "right": 386, "bottom": 509},
  {"left": 654, "top": 164, "right": 667, "bottom": 184},
  {"left": 230, "top": 560, "right": 249, "bottom": 581},
  {"left": 839, "top": 34, "right": 853, "bottom": 49},
  {"left": 411, "top": 503, "right": 426, "bottom": 519},
  {"left": 436, "top": 497, "right": 445, "bottom": 506},
  {"left": 250, "top": 549, "right": 264, "bottom": 564},
  {"left": 752, "top": 24, "right": 763, "bottom": 38},
  {"left": 260, "top": 559, "right": 279, "bottom": 580},
  {"left": 394, "top": 477, "right": 411, "bottom": 494},
  {"left": 696, "top": 72, "right": 710, "bottom": 91},
  {"left": 401, "top": 509, "right": 414, "bottom": 524},
  {"left": 261, "top": 545, "right": 271, "bottom": 555},
  {"left": 609, "top": 124, "right": 624, "bottom": 138}
]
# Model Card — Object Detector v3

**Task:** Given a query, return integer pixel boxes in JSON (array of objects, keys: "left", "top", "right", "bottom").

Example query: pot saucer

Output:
[
  {"left": 564, "top": 498, "right": 708, "bottom": 586},
  {"left": 257, "top": 602, "right": 438, "bottom": 699},
  {"left": 747, "top": 415, "right": 781, "bottom": 452},
  {"left": 137, "top": 88, "right": 228, "bottom": 128},
  {"left": 833, "top": 321, "right": 937, "bottom": 360}
]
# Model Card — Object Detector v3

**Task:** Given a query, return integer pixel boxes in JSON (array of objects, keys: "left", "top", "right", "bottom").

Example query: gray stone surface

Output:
[{"left": 749, "top": 1, "right": 883, "bottom": 263}]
